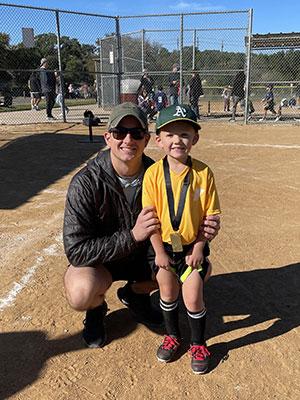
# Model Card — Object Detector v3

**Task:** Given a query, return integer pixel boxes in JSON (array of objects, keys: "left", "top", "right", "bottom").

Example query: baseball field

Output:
[{"left": 0, "top": 120, "right": 300, "bottom": 399}]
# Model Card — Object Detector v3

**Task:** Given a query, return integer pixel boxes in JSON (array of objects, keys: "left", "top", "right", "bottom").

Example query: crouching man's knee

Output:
[{"left": 63, "top": 264, "right": 112, "bottom": 311}]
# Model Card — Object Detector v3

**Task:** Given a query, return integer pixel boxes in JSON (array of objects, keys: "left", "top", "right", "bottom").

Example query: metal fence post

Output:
[
  {"left": 192, "top": 29, "right": 196, "bottom": 70},
  {"left": 115, "top": 16, "right": 122, "bottom": 105},
  {"left": 180, "top": 13, "right": 183, "bottom": 103},
  {"left": 99, "top": 38, "right": 104, "bottom": 107},
  {"left": 244, "top": 8, "right": 253, "bottom": 124},
  {"left": 55, "top": 9, "right": 66, "bottom": 122},
  {"left": 141, "top": 29, "right": 145, "bottom": 71}
]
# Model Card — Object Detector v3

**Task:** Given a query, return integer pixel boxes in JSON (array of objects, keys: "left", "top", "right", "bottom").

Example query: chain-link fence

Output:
[
  {"left": 1, "top": 3, "right": 299, "bottom": 125},
  {"left": 249, "top": 33, "right": 300, "bottom": 122}
]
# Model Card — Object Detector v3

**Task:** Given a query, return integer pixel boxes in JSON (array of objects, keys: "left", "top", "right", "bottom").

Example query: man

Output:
[
  {"left": 229, "top": 70, "right": 246, "bottom": 122},
  {"left": 189, "top": 70, "right": 203, "bottom": 119},
  {"left": 28, "top": 71, "right": 42, "bottom": 111},
  {"left": 63, "top": 102, "right": 220, "bottom": 348},
  {"left": 137, "top": 69, "right": 154, "bottom": 96},
  {"left": 40, "top": 58, "right": 56, "bottom": 121},
  {"left": 167, "top": 63, "right": 181, "bottom": 105}
]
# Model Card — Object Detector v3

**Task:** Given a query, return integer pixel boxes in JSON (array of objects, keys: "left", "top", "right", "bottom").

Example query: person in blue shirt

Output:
[
  {"left": 153, "top": 86, "right": 168, "bottom": 110},
  {"left": 148, "top": 86, "right": 168, "bottom": 121},
  {"left": 260, "top": 84, "right": 277, "bottom": 121}
]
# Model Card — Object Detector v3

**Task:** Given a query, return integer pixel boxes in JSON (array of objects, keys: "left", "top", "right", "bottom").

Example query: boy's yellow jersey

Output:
[{"left": 142, "top": 157, "right": 221, "bottom": 245}]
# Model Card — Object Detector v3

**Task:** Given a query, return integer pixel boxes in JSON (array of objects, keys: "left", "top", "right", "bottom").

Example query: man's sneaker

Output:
[
  {"left": 275, "top": 115, "right": 282, "bottom": 122},
  {"left": 117, "top": 283, "right": 163, "bottom": 327},
  {"left": 259, "top": 117, "right": 266, "bottom": 122},
  {"left": 35, "top": 106, "right": 41, "bottom": 111},
  {"left": 47, "top": 116, "right": 56, "bottom": 121},
  {"left": 247, "top": 114, "right": 252, "bottom": 121},
  {"left": 157, "top": 335, "right": 180, "bottom": 363},
  {"left": 229, "top": 118, "right": 235, "bottom": 122},
  {"left": 82, "top": 301, "right": 108, "bottom": 348},
  {"left": 189, "top": 344, "right": 210, "bottom": 374}
]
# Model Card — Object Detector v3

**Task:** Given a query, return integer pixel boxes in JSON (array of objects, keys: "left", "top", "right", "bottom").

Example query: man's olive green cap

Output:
[
  {"left": 108, "top": 102, "right": 148, "bottom": 130},
  {"left": 155, "top": 104, "right": 201, "bottom": 133}
]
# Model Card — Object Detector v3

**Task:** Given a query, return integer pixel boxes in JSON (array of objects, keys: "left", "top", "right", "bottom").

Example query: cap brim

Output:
[
  {"left": 109, "top": 113, "right": 147, "bottom": 130},
  {"left": 156, "top": 117, "right": 201, "bottom": 132}
]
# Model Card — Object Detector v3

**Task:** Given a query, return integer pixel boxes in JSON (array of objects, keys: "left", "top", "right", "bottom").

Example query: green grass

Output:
[{"left": 0, "top": 99, "right": 97, "bottom": 112}]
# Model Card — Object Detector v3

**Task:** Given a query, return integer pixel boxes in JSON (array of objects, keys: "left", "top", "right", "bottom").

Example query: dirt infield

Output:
[{"left": 1, "top": 121, "right": 300, "bottom": 400}]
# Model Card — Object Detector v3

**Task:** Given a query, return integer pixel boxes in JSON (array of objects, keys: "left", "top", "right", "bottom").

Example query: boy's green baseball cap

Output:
[
  {"left": 155, "top": 104, "right": 201, "bottom": 133},
  {"left": 108, "top": 102, "right": 148, "bottom": 130}
]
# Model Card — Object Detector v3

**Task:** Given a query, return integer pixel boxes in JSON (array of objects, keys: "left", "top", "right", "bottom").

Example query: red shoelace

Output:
[
  {"left": 161, "top": 335, "right": 180, "bottom": 349},
  {"left": 189, "top": 345, "right": 210, "bottom": 360}
]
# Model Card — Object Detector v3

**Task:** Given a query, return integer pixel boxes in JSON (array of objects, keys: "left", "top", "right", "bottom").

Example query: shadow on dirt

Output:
[
  {"left": 1, "top": 262, "right": 299, "bottom": 397},
  {"left": 0, "top": 126, "right": 106, "bottom": 209},
  {"left": 168, "top": 262, "right": 300, "bottom": 371}
]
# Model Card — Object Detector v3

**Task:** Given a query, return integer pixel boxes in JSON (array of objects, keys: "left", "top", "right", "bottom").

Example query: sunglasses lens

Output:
[{"left": 111, "top": 128, "right": 146, "bottom": 140}]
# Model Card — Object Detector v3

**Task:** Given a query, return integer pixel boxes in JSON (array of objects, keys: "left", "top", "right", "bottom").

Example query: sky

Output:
[{"left": 1, "top": 0, "right": 300, "bottom": 35}]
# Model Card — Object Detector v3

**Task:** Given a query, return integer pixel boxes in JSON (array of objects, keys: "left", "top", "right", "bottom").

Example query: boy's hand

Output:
[
  {"left": 185, "top": 247, "right": 204, "bottom": 268},
  {"left": 155, "top": 252, "right": 173, "bottom": 270},
  {"left": 131, "top": 206, "right": 160, "bottom": 242}
]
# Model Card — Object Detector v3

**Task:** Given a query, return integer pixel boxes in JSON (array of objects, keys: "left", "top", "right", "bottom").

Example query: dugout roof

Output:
[{"left": 246, "top": 32, "right": 300, "bottom": 50}]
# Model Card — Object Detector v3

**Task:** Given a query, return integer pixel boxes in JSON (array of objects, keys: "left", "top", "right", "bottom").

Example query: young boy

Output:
[
  {"left": 260, "top": 84, "right": 277, "bottom": 121},
  {"left": 142, "top": 104, "right": 221, "bottom": 374},
  {"left": 150, "top": 85, "right": 168, "bottom": 120}
]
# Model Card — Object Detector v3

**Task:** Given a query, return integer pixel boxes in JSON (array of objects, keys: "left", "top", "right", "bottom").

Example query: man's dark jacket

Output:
[
  {"left": 137, "top": 75, "right": 154, "bottom": 94},
  {"left": 63, "top": 149, "right": 154, "bottom": 267},
  {"left": 40, "top": 67, "right": 56, "bottom": 94},
  {"left": 231, "top": 71, "right": 245, "bottom": 98},
  {"left": 190, "top": 74, "right": 203, "bottom": 99}
]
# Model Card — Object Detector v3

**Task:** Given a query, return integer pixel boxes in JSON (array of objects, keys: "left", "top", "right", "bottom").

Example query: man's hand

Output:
[
  {"left": 199, "top": 215, "right": 221, "bottom": 241},
  {"left": 131, "top": 206, "right": 160, "bottom": 242}
]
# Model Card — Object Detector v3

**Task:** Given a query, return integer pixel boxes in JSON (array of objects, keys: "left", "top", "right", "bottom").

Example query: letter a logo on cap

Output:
[{"left": 173, "top": 105, "right": 187, "bottom": 117}]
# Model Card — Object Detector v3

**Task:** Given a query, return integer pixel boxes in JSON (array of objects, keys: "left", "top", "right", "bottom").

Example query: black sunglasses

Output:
[{"left": 109, "top": 127, "right": 147, "bottom": 140}]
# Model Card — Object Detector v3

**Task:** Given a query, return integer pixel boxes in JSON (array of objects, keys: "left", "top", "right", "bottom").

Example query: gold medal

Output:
[{"left": 170, "top": 233, "right": 183, "bottom": 252}]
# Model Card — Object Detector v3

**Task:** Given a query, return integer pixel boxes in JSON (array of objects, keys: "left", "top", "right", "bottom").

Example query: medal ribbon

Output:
[{"left": 163, "top": 156, "right": 191, "bottom": 232}]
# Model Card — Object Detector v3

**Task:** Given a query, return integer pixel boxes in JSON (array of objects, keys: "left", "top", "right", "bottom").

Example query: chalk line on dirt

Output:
[
  {"left": 0, "top": 238, "right": 63, "bottom": 311},
  {"left": 213, "top": 142, "right": 300, "bottom": 149}
]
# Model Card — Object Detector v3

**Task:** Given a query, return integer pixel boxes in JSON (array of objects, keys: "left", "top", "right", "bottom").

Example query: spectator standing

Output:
[
  {"left": 229, "top": 70, "right": 246, "bottom": 122},
  {"left": 40, "top": 58, "right": 56, "bottom": 121},
  {"left": 54, "top": 71, "right": 69, "bottom": 117},
  {"left": 189, "top": 70, "right": 203, "bottom": 119},
  {"left": 222, "top": 85, "right": 231, "bottom": 112},
  {"left": 167, "top": 63, "right": 182, "bottom": 105},
  {"left": 137, "top": 69, "right": 154, "bottom": 97},
  {"left": 81, "top": 83, "right": 89, "bottom": 99},
  {"left": 28, "top": 71, "right": 42, "bottom": 111},
  {"left": 68, "top": 83, "right": 75, "bottom": 99}
]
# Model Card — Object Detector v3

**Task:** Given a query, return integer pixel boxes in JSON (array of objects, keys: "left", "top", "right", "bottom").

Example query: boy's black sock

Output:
[
  {"left": 160, "top": 298, "right": 180, "bottom": 338},
  {"left": 187, "top": 307, "right": 207, "bottom": 345}
]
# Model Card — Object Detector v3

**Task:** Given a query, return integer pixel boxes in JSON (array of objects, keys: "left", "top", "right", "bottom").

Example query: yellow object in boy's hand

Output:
[{"left": 180, "top": 264, "right": 203, "bottom": 283}]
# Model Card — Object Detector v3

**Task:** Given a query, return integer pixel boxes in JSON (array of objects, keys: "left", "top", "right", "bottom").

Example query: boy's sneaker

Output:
[
  {"left": 189, "top": 344, "right": 210, "bottom": 374},
  {"left": 117, "top": 282, "right": 163, "bottom": 327},
  {"left": 229, "top": 118, "right": 235, "bottom": 122},
  {"left": 275, "top": 115, "right": 282, "bottom": 122},
  {"left": 47, "top": 116, "right": 56, "bottom": 121},
  {"left": 82, "top": 301, "right": 108, "bottom": 348},
  {"left": 259, "top": 117, "right": 266, "bottom": 122},
  {"left": 157, "top": 335, "right": 180, "bottom": 363}
]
